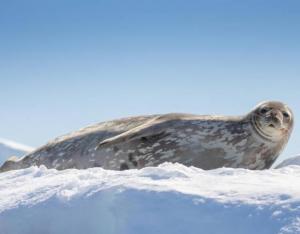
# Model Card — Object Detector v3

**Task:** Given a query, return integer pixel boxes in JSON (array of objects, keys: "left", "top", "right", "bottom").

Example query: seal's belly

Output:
[{"left": 93, "top": 130, "right": 257, "bottom": 171}]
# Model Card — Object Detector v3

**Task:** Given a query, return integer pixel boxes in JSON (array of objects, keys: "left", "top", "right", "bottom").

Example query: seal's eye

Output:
[
  {"left": 283, "top": 111, "right": 289, "bottom": 118},
  {"left": 260, "top": 108, "right": 268, "bottom": 114}
]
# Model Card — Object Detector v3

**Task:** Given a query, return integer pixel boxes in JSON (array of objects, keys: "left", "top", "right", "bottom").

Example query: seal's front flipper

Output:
[
  {"left": 95, "top": 130, "right": 143, "bottom": 149},
  {"left": 95, "top": 117, "right": 169, "bottom": 150}
]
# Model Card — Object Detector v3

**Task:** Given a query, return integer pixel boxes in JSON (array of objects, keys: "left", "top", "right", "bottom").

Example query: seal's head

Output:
[{"left": 249, "top": 101, "right": 294, "bottom": 142}]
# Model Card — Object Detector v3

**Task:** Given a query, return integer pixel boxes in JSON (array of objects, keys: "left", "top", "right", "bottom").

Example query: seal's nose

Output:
[{"left": 270, "top": 110, "right": 283, "bottom": 124}]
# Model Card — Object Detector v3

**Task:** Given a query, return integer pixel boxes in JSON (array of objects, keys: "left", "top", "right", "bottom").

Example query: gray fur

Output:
[{"left": 0, "top": 101, "right": 294, "bottom": 172}]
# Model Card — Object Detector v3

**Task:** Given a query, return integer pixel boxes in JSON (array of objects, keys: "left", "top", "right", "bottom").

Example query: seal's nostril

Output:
[{"left": 271, "top": 112, "right": 277, "bottom": 117}]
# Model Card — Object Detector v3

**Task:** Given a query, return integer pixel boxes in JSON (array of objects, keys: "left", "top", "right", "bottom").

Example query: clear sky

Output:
[{"left": 0, "top": 0, "right": 299, "bottom": 163}]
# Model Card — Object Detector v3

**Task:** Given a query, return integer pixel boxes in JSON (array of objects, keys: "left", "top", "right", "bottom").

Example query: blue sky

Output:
[{"left": 0, "top": 0, "right": 299, "bottom": 163}]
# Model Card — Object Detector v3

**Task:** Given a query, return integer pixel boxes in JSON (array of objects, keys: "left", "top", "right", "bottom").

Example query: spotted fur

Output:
[{"left": 0, "top": 101, "right": 293, "bottom": 172}]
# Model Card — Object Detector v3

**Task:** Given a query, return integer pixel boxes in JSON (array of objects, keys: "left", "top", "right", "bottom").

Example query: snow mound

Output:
[
  {"left": 0, "top": 138, "right": 34, "bottom": 165},
  {"left": 0, "top": 163, "right": 300, "bottom": 234},
  {"left": 276, "top": 156, "right": 300, "bottom": 169}
]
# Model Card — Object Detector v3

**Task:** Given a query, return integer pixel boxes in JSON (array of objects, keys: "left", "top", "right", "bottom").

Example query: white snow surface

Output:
[
  {"left": 1, "top": 163, "right": 300, "bottom": 234},
  {"left": 0, "top": 138, "right": 34, "bottom": 165},
  {"left": 276, "top": 156, "right": 300, "bottom": 169}
]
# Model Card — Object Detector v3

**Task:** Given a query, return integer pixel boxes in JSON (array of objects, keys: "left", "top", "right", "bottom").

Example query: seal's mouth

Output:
[
  {"left": 269, "top": 123, "right": 275, "bottom": 128},
  {"left": 266, "top": 116, "right": 283, "bottom": 129}
]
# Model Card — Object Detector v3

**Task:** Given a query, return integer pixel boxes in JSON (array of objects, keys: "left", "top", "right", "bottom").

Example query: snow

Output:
[
  {"left": 0, "top": 138, "right": 34, "bottom": 165},
  {"left": 1, "top": 163, "right": 300, "bottom": 234},
  {"left": 276, "top": 156, "right": 300, "bottom": 168}
]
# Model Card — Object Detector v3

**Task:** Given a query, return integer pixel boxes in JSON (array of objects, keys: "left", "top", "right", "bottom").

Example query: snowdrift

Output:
[{"left": 0, "top": 163, "right": 300, "bottom": 234}]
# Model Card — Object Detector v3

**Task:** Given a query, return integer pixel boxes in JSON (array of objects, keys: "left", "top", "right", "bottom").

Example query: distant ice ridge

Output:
[
  {"left": 276, "top": 155, "right": 300, "bottom": 168},
  {"left": 0, "top": 163, "right": 300, "bottom": 234},
  {"left": 0, "top": 138, "right": 34, "bottom": 165}
]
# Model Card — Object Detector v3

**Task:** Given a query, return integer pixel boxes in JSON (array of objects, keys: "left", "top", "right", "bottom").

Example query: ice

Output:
[
  {"left": 276, "top": 155, "right": 300, "bottom": 168},
  {"left": 0, "top": 138, "right": 34, "bottom": 165}
]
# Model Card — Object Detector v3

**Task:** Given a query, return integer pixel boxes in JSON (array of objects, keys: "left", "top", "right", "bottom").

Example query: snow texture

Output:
[
  {"left": 276, "top": 156, "right": 300, "bottom": 168},
  {"left": 0, "top": 138, "right": 34, "bottom": 165},
  {"left": 0, "top": 163, "right": 300, "bottom": 234}
]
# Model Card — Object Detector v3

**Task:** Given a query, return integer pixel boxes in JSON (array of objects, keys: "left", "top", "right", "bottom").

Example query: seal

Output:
[{"left": 0, "top": 101, "right": 294, "bottom": 172}]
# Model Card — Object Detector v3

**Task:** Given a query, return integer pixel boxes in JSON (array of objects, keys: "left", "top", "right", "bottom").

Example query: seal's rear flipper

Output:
[
  {"left": 0, "top": 156, "right": 20, "bottom": 173},
  {"left": 7, "top": 156, "right": 19, "bottom": 162}
]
